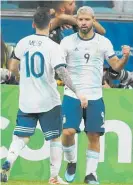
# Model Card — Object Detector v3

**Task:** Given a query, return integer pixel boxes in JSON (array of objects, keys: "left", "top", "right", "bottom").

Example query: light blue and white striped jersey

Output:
[
  {"left": 14, "top": 34, "right": 66, "bottom": 113},
  {"left": 60, "top": 32, "right": 115, "bottom": 100}
]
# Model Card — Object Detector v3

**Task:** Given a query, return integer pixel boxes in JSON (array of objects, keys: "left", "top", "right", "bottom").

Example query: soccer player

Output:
[
  {"left": 0, "top": 7, "right": 87, "bottom": 184},
  {"left": 48, "top": 0, "right": 106, "bottom": 86},
  {"left": 60, "top": 6, "right": 130, "bottom": 184},
  {"left": 49, "top": 0, "right": 106, "bottom": 44}
]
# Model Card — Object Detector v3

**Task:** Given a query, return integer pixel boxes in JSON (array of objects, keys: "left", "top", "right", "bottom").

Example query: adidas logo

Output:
[{"left": 74, "top": 47, "right": 79, "bottom": 51}]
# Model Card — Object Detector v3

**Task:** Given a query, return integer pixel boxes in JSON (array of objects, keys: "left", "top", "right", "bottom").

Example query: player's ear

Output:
[
  {"left": 32, "top": 22, "right": 36, "bottom": 29},
  {"left": 93, "top": 16, "right": 96, "bottom": 22},
  {"left": 92, "top": 16, "right": 95, "bottom": 25},
  {"left": 60, "top": 7, "right": 65, "bottom": 13}
]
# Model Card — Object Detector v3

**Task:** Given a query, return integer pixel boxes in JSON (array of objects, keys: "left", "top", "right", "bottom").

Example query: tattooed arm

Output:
[
  {"left": 55, "top": 66, "right": 88, "bottom": 108},
  {"left": 55, "top": 66, "right": 76, "bottom": 93}
]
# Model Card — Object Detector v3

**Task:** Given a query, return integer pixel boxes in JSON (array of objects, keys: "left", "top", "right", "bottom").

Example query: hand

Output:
[
  {"left": 60, "top": 24, "right": 72, "bottom": 30},
  {"left": 0, "top": 68, "right": 10, "bottom": 82},
  {"left": 15, "top": 74, "right": 20, "bottom": 83},
  {"left": 122, "top": 45, "right": 130, "bottom": 57},
  {"left": 103, "top": 80, "right": 111, "bottom": 88},
  {"left": 76, "top": 93, "right": 88, "bottom": 108}
]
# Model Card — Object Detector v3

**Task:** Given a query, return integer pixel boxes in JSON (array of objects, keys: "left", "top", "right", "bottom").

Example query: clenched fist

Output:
[{"left": 122, "top": 45, "right": 130, "bottom": 57}]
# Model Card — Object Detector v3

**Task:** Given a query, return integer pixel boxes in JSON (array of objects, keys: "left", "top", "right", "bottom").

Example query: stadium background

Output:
[{"left": 1, "top": 1, "right": 133, "bottom": 184}]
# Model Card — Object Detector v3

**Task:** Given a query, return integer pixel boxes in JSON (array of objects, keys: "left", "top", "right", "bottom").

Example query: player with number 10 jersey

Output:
[
  {"left": 14, "top": 35, "right": 66, "bottom": 113},
  {"left": 0, "top": 8, "right": 86, "bottom": 184}
]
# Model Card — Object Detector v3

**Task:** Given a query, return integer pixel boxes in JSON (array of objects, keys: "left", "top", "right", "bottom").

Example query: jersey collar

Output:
[
  {"left": 77, "top": 32, "right": 95, "bottom": 41},
  {"left": 34, "top": 34, "right": 48, "bottom": 37}
]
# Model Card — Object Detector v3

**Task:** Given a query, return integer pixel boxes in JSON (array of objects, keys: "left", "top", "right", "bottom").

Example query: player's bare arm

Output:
[
  {"left": 56, "top": 66, "right": 88, "bottom": 108},
  {"left": 52, "top": 14, "right": 106, "bottom": 35},
  {"left": 57, "top": 14, "right": 77, "bottom": 25},
  {"left": 60, "top": 14, "right": 106, "bottom": 35},
  {"left": 50, "top": 14, "right": 76, "bottom": 31},
  {"left": 108, "top": 45, "right": 130, "bottom": 72},
  {"left": 93, "top": 19, "right": 106, "bottom": 35},
  {"left": 50, "top": 17, "right": 61, "bottom": 31},
  {"left": 8, "top": 58, "right": 20, "bottom": 82},
  {"left": 56, "top": 66, "right": 76, "bottom": 93}
]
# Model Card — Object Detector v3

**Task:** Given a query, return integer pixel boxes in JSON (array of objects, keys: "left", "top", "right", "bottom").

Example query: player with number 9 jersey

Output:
[
  {"left": 61, "top": 6, "right": 130, "bottom": 185},
  {"left": 60, "top": 32, "right": 115, "bottom": 100}
]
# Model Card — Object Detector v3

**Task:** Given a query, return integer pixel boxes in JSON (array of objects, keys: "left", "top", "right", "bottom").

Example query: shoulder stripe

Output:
[
  {"left": 12, "top": 51, "right": 20, "bottom": 61},
  {"left": 108, "top": 54, "right": 116, "bottom": 59}
]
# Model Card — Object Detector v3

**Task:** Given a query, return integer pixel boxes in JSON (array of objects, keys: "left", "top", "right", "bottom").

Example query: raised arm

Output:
[
  {"left": 108, "top": 45, "right": 130, "bottom": 72},
  {"left": 50, "top": 14, "right": 77, "bottom": 31},
  {"left": 50, "top": 14, "right": 106, "bottom": 35},
  {"left": 93, "top": 19, "right": 106, "bottom": 35}
]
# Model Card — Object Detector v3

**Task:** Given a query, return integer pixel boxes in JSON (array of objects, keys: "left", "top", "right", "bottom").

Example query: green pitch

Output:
[{"left": 1, "top": 181, "right": 132, "bottom": 185}]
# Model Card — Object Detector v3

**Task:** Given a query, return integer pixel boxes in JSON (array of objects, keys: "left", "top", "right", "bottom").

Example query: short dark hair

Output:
[
  {"left": 51, "top": 1, "right": 64, "bottom": 11},
  {"left": 33, "top": 7, "right": 51, "bottom": 30},
  {"left": 37, "top": 1, "right": 53, "bottom": 9}
]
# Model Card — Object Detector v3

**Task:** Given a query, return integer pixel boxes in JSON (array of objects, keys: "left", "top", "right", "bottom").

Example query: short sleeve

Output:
[
  {"left": 104, "top": 38, "right": 116, "bottom": 61},
  {"left": 14, "top": 39, "right": 25, "bottom": 60},
  {"left": 50, "top": 44, "right": 66, "bottom": 70},
  {"left": 60, "top": 38, "right": 68, "bottom": 59}
]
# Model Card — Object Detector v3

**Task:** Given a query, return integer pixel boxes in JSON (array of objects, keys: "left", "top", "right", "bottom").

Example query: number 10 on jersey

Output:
[{"left": 24, "top": 51, "right": 44, "bottom": 78}]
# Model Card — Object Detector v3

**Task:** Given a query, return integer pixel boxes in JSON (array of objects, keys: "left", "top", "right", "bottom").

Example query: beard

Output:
[{"left": 79, "top": 25, "right": 93, "bottom": 34}]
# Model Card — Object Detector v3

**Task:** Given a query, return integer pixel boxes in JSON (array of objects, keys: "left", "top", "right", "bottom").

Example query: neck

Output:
[
  {"left": 36, "top": 28, "right": 49, "bottom": 36},
  {"left": 79, "top": 29, "right": 94, "bottom": 40}
]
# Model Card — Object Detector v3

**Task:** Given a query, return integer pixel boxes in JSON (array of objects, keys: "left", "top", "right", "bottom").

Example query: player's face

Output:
[
  {"left": 77, "top": 12, "right": 94, "bottom": 34},
  {"left": 64, "top": 0, "right": 76, "bottom": 15}
]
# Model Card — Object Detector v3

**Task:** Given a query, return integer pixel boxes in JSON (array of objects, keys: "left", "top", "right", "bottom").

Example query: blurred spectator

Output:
[
  {"left": 1, "top": 38, "right": 18, "bottom": 84},
  {"left": 103, "top": 66, "right": 133, "bottom": 89}
]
